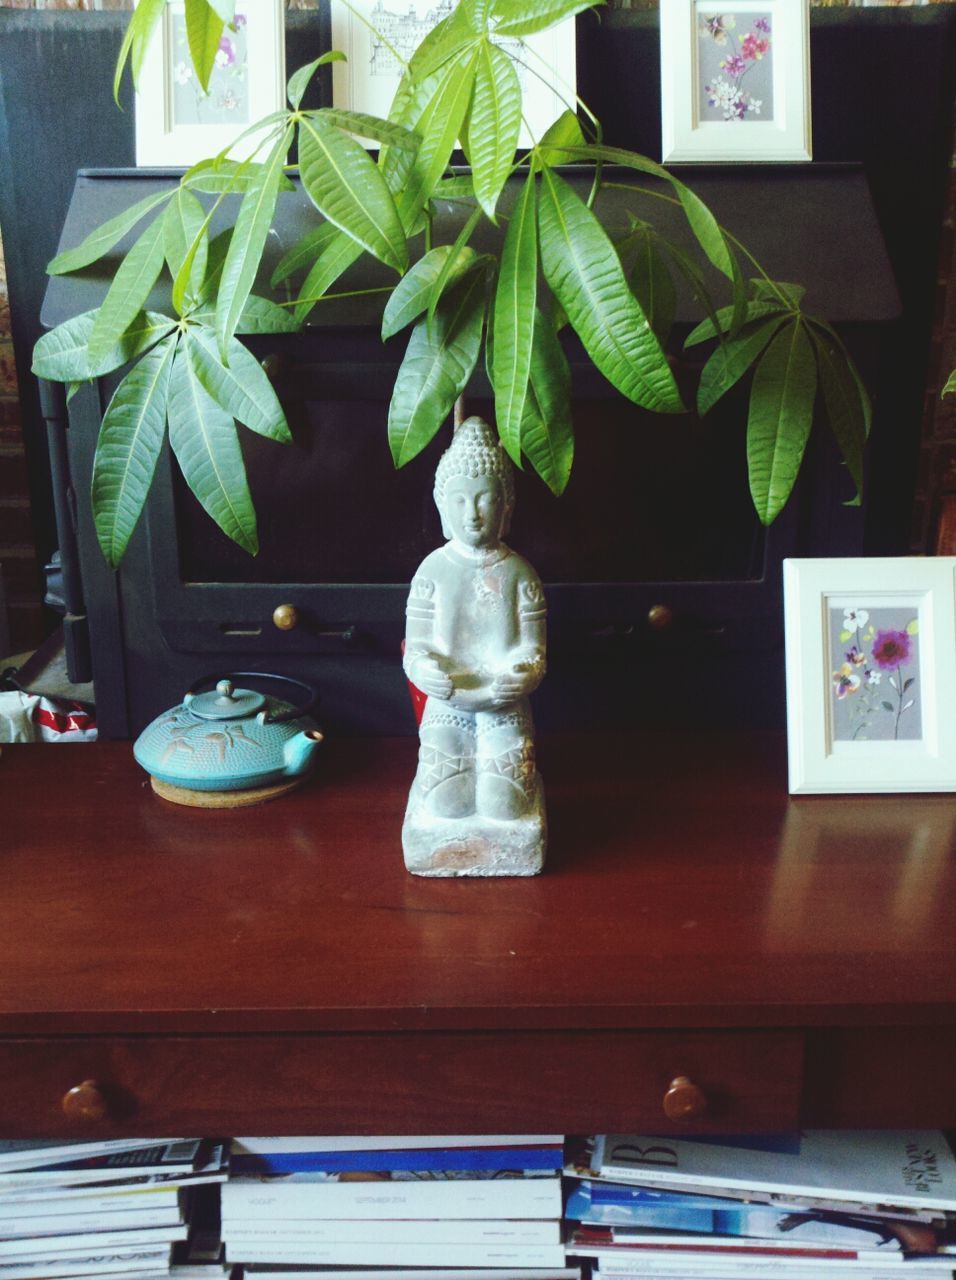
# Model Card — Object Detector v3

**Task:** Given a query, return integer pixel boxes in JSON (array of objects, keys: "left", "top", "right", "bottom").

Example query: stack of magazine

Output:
[
  {"left": 0, "top": 1138, "right": 229, "bottom": 1280},
  {"left": 564, "top": 1130, "right": 956, "bottom": 1280},
  {"left": 220, "top": 1134, "right": 577, "bottom": 1278}
]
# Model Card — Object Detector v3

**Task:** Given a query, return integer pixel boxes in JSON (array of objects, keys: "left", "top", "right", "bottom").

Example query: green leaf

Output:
[
  {"left": 32, "top": 310, "right": 176, "bottom": 383},
  {"left": 204, "top": 0, "right": 235, "bottom": 22},
  {"left": 944, "top": 369, "right": 956, "bottom": 397},
  {"left": 293, "top": 231, "right": 364, "bottom": 325},
  {"left": 164, "top": 187, "right": 209, "bottom": 315},
  {"left": 381, "top": 68, "right": 444, "bottom": 217},
  {"left": 434, "top": 175, "right": 477, "bottom": 202},
  {"left": 697, "top": 316, "right": 788, "bottom": 416},
  {"left": 407, "top": 4, "right": 480, "bottom": 80},
  {"left": 195, "top": 227, "right": 232, "bottom": 306},
  {"left": 685, "top": 300, "right": 790, "bottom": 348},
  {"left": 812, "top": 328, "right": 866, "bottom": 505},
  {"left": 185, "top": 0, "right": 226, "bottom": 93},
  {"left": 520, "top": 307, "right": 574, "bottom": 495},
  {"left": 226, "top": 295, "right": 299, "bottom": 334},
  {"left": 537, "top": 109, "right": 586, "bottom": 166},
  {"left": 184, "top": 157, "right": 296, "bottom": 195},
  {"left": 394, "top": 48, "right": 479, "bottom": 230},
  {"left": 553, "top": 143, "right": 738, "bottom": 281},
  {"left": 187, "top": 328, "right": 292, "bottom": 443},
  {"left": 382, "top": 244, "right": 481, "bottom": 339},
  {"left": 493, "top": 0, "right": 601, "bottom": 37},
  {"left": 626, "top": 227, "right": 676, "bottom": 347},
  {"left": 671, "top": 176, "right": 736, "bottom": 283},
  {"left": 747, "top": 320, "right": 818, "bottom": 525},
  {"left": 752, "top": 279, "right": 806, "bottom": 306},
  {"left": 309, "top": 108, "right": 420, "bottom": 150},
  {"left": 464, "top": 42, "right": 521, "bottom": 221},
  {"left": 270, "top": 224, "right": 340, "bottom": 287},
  {"left": 652, "top": 238, "right": 722, "bottom": 353},
  {"left": 87, "top": 217, "right": 167, "bottom": 371},
  {"left": 48, "top": 188, "right": 175, "bottom": 276},
  {"left": 192, "top": 294, "right": 299, "bottom": 334},
  {"left": 537, "top": 167, "right": 683, "bottom": 413},
  {"left": 167, "top": 343, "right": 258, "bottom": 554},
  {"left": 426, "top": 208, "right": 482, "bottom": 329},
  {"left": 388, "top": 271, "right": 485, "bottom": 467},
  {"left": 91, "top": 332, "right": 178, "bottom": 568},
  {"left": 298, "top": 114, "right": 407, "bottom": 273},
  {"left": 809, "top": 318, "right": 872, "bottom": 438},
  {"left": 113, "top": 0, "right": 166, "bottom": 102},
  {"left": 463, "top": 0, "right": 495, "bottom": 31},
  {"left": 216, "top": 125, "right": 293, "bottom": 358},
  {"left": 493, "top": 167, "right": 537, "bottom": 464},
  {"left": 287, "top": 52, "right": 345, "bottom": 110}
]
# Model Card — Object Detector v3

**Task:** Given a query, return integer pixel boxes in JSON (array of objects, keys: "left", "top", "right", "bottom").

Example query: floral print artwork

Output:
[
  {"left": 829, "top": 604, "right": 922, "bottom": 742},
  {"left": 170, "top": 9, "right": 250, "bottom": 127},
  {"left": 696, "top": 10, "right": 774, "bottom": 123}
]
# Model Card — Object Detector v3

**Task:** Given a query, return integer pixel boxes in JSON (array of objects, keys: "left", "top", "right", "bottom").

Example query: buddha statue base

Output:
[{"left": 402, "top": 776, "right": 546, "bottom": 877}]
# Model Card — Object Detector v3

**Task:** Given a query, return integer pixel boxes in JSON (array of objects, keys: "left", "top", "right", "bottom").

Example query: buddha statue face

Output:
[
  {"left": 433, "top": 416, "right": 515, "bottom": 547},
  {"left": 440, "top": 473, "right": 507, "bottom": 549}
]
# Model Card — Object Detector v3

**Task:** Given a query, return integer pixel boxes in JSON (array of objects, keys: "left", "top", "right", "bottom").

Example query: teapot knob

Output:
[{"left": 216, "top": 680, "right": 235, "bottom": 699}]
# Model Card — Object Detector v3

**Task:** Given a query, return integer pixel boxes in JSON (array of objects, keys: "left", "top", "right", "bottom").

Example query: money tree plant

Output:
[{"left": 32, "top": 0, "right": 870, "bottom": 568}]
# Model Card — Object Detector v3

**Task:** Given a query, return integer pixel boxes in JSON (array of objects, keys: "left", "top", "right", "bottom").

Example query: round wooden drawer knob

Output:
[
  {"left": 272, "top": 604, "right": 299, "bottom": 631},
  {"left": 62, "top": 1079, "right": 109, "bottom": 1122},
  {"left": 647, "top": 604, "right": 675, "bottom": 631},
  {"left": 663, "top": 1074, "right": 708, "bottom": 1122}
]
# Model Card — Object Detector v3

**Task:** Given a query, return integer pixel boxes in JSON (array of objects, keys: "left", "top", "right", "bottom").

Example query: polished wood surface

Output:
[
  {"left": 1, "top": 734, "right": 954, "bottom": 1136},
  {"left": 2, "top": 734, "right": 954, "bottom": 1035}
]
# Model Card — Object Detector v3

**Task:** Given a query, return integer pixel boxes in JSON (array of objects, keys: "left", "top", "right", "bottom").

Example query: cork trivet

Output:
[{"left": 150, "top": 775, "right": 304, "bottom": 808}]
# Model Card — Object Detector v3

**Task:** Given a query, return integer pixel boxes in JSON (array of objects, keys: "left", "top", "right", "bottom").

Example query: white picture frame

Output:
[
  {"left": 135, "top": 0, "right": 286, "bottom": 168},
  {"left": 660, "top": 0, "right": 811, "bottom": 163},
  {"left": 329, "top": 0, "right": 577, "bottom": 149},
  {"left": 783, "top": 557, "right": 956, "bottom": 794}
]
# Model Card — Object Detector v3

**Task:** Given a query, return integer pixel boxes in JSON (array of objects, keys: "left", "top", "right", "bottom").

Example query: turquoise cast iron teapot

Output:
[{"left": 134, "top": 672, "right": 323, "bottom": 792}]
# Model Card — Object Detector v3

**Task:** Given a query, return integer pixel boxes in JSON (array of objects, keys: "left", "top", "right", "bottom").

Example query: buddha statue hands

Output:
[{"left": 401, "top": 416, "right": 547, "bottom": 877}]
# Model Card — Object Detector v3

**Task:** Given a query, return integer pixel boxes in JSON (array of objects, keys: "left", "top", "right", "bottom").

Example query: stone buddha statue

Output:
[{"left": 402, "top": 416, "right": 547, "bottom": 876}]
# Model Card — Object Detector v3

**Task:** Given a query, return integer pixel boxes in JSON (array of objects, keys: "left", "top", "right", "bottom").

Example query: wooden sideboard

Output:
[{"left": 1, "top": 733, "right": 954, "bottom": 1138}]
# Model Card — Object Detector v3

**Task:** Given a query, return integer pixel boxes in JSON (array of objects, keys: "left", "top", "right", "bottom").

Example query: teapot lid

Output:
[{"left": 187, "top": 679, "right": 266, "bottom": 721}]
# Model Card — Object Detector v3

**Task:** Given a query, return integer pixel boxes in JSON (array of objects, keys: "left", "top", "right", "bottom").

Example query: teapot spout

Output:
[{"left": 283, "top": 728, "right": 324, "bottom": 776}]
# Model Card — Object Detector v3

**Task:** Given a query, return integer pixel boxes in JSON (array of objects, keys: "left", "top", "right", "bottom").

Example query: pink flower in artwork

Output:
[
  {"left": 871, "top": 629, "right": 912, "bottom": 670},
  {"left": 754, "top": 17, "right": 771, "bottom": 34},
  {"left": 741, "top": 32, "right": 770, "bottom": 60},
  {"left": 233, "top": 11, "right": 248, "bottom": 26},
  {"left": 721, "top": 54, "right": 747, "bottom": 77}
]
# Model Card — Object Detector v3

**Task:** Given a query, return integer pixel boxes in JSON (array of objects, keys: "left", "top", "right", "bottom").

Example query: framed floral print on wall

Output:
[
  {"left": 329, "top": 0, "right": 577, "bottom": 149},
  {"left": 661, "top": 0, "right": 812, "bottom": 162},
  {"left": 135, "top": 0, "right": 286, "bottom": 167},
  {"left": 783, "top": 558, "right": 956, "bottom": 794}
]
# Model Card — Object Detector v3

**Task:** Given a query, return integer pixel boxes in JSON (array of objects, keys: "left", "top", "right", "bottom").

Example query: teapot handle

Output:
[{"left": 185, "top": 672, "right": 319, "bottom": 724}]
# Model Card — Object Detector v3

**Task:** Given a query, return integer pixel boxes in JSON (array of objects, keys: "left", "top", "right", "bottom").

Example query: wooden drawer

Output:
[
  {"left": 0, "top": 1030, "right": 803, "bottom": 1137},
  {"left": 802, "top": 1027, "right": 956, "bottom": 1128}
]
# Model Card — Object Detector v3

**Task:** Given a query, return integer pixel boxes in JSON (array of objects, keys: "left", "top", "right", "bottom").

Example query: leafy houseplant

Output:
[{"left": 32, "top": 0, "right": 871, "bottom": 568}]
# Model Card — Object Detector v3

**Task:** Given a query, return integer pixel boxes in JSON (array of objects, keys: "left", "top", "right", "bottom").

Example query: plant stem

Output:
[
  {"left": 894, "top": 663, "right": 906, "bottom": 740},
  {"left": 276, "top": 285, "right": 395, "bottom": 310}
]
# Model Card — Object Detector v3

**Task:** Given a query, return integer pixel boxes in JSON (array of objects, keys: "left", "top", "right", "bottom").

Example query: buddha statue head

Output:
[{"left": 434, "top": 417, "right": 515, "bottom": 549}]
